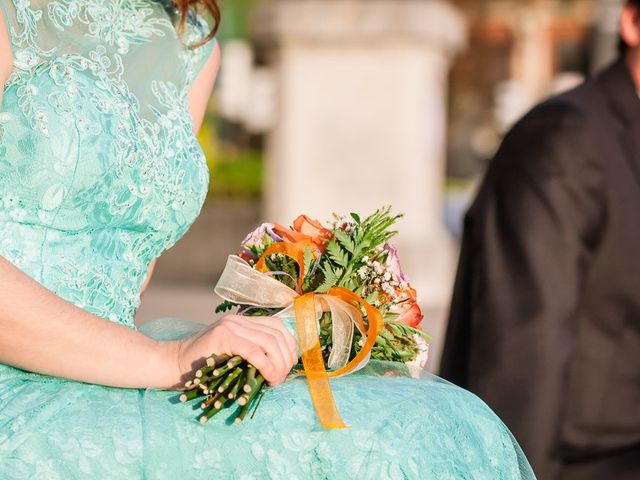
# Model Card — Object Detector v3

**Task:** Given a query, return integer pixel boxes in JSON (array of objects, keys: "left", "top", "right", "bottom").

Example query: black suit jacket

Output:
[{"left": 440, "top": 58, "right": 640, "bottom": 480}]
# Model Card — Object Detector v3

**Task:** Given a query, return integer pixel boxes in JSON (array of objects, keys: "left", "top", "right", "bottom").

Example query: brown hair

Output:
[{"left": 174, "top": 0, "right": 221, "bottom": 49}]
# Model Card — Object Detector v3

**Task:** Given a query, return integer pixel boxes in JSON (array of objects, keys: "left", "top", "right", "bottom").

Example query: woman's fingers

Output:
[
  {"left": 227, "top": 321, "right": 290, "bottom": 385},
  {"left": 246, "top": 316, "right": 298, "bottom": 365},
  {"left": 226, "top": 334, "right": 278, "bottom": 384},
  {"left": 206, "top": 314, "right": 301, "bottom": 386},
  {"left": 243, "top": 323, "right": 295, "bottom": 381}
]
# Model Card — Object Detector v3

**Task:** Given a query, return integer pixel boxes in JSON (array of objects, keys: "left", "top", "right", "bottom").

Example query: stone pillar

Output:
[{"left": 252, "top": 0, "right": 467, "bottom": 315}]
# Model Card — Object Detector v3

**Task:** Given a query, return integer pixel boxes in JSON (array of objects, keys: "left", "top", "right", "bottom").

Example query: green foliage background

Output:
[{"left": 197, "top": 0, "right": 265, "bottom": 200}]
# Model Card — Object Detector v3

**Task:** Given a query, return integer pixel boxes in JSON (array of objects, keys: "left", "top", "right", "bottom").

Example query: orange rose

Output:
[
  {"left": 390, "top": 284, "right": 422, "bottom": 328},
  {"left": 272, "top": 215, "right": 332, "bottom": 252},
  {"left": 395, "top": 302, "right": 424, "bottom": 328},
  {"left": 293, "top": 215, "right": 329, "bottom": 238}
]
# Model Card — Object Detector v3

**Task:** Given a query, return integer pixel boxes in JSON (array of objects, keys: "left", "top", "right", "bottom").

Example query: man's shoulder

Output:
[
  {"left": 489, "top": 80, "right": 604, "bottom": 185},
  {"left": 516, "top": 80, "right": 600, "bottom": 136}
]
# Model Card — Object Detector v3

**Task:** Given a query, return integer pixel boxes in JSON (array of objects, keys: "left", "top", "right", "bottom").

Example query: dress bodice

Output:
[{"left": 0, "top": 0, "right": 215, "bottom": 327}]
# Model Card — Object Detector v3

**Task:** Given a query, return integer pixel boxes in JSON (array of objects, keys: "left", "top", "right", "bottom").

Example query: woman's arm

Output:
[
  {"left": 188, "top": 40, "right": 221, "bottom": 134},
  {"left": 0, "top": 256, "right": 179, "bottom": 388},
  {"left": 0, "top": 256, "right": 296, "bottom": 389}
]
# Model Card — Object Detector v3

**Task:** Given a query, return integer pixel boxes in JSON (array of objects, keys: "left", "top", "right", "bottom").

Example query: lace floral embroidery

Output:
[
  {"left": 0, "top": 0, "right": 213, "bottom": 326},
  {"left": 48, "top": 0, "right": 173, "bottom": 54}
]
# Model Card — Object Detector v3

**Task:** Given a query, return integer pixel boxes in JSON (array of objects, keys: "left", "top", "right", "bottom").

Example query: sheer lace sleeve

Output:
[{"left": 181, "top": 6, "right": 217, "bottom": 86}]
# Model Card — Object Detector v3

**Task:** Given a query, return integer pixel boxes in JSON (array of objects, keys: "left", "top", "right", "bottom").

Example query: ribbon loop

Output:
[
  {"left": 254, "top": 241, "right": 310, "bottom": 293},
  {"left": 214, "top": 255, "right": 297, "bottom": 308}
]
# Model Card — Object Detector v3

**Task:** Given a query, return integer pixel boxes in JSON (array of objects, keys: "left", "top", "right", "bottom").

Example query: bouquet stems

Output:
[{"left": 179, "top": 354, "right": 268, "bottom": 425}]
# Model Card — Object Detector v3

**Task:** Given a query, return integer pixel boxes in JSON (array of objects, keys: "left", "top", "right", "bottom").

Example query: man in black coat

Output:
[{"left": 440, "top": 2, "right": 640, "bottom": 479}]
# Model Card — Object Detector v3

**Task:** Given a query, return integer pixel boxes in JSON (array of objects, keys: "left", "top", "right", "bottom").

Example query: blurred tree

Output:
[
  {"left": 218, "top": 0, "right": 263, "bottom": 40},
  {"left": 196, "top": 0, "right": 266, "bottom": 200}
]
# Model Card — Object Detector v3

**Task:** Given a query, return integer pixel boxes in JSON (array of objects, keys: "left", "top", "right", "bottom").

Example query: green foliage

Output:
[
  {"left": 215, "top": 300, "right": 238, "bottom": 314},
  {"left": 350, "top": 321, "right": 425, "bottom": 363},
  {"left": 334, "top": 229, "right": 356, "bottom": 253},
  {"left": 208, "top": 151, "right": 263, "bottom": 199},
  {"left": 314, "top": 206, "right": 403, "bottom": 292},
  {"left": 327, "top": 239, "right": 349, "bottom": 268},
  {"left": 303, "top": 246, "right": 314, "bottom": 274},
  {"left": 356, "top": 206, "right": 402, "bottom": 253},
  {"left": 242, "top": 307, "right": 280, "bottom": 317},
  {"left": 316, "top": 264, "right": 343, "bottom": 293},
  {"left": 365, "top": 291, "right": 380, "bottom": 306},
  {"left": 387, "top": 320, "right": 432, "bottom": 341},
  {"left": 318, "top": 312, "right": 334, "bottom": 364},
  {"left": 218, "top": 0, "right": 262, "bottom": 40},
  {"left": 264, "top": 254, "right": 299, "bottom": 291}
]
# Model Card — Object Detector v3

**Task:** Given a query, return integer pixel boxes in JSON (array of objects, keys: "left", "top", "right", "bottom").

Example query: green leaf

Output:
[
  {"left": 316, "top": 264, "right": 343, "bottom": 293},
  {"left": 303, "top": 245, "right": 314, "bottom": 277},
  {"left": 327, "top": 239, "right": 349, "bottom": 268},
  {"left": 379, "top": 329, "right": 394, "bottom": 341},
  {"left": 388, "top": 323, "right": 403, "bottom": 337},
  {"left": 352, "top": 239, "right": 371, "bottom": 260},
  {"left": 350, "top": 212, "right": 361, "bottom": 224},
  {"left": 342, "top": 277, "right": 358, "bottom": 291},
  {"left": 365, "top": 291, "right": 379, "bottom": 305},
  {"left": 334, "top": 229, "right": 356, "bottom": 254},
  {"left": 215, "top": 301, "right": 237, "bottom": 314}
]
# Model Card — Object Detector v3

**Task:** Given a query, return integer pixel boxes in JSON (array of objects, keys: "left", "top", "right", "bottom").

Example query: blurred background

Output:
[{"left": 136, "top": 0, "right": 624, "bottom": 372}]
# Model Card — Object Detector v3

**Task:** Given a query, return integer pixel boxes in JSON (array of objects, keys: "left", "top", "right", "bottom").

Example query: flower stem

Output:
[
  {"left": 243, "top": 365, "right": 257, "bottom": 393},
  {"left": 179, "top": 388, "right": 204, "bottom": 403},
  {"left": 235, "top": 379, "right": 265, "bottom": 424},
  {"left": 213, "top": 356, "right": 243, "bottom": 377},
  {"left": 206, "top": 354, "right": 232, "bottom": 368},
  {"left": 217, "top": 367, "right": 244, "bottom": 393},
  {"left": 238, "top": 374, "right": 264, "bottom": 406},
  {"left": 243, "top": 372, "right": 264, "bottom": 396},
  {"left": 227, "top": 372, "right": 245, "bottom": 400}
]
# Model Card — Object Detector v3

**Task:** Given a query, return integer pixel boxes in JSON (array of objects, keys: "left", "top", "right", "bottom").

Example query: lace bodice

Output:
[{"left": 0, "top": 0, "right": 215, "bottom": 327}]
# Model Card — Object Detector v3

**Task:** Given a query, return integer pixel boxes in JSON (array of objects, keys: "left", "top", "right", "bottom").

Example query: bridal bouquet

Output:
[{"left": 179, "top": 207, "right": 430, "bottom": 428}]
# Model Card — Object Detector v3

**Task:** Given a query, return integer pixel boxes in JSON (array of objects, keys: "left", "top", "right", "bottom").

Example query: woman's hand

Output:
[{"left": 171, "top": 315, "right": 298, "bottom": 390}]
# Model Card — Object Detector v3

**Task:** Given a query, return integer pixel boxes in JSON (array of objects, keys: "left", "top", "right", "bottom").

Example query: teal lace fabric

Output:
[
  {"left": 0, "top": 1, "right": 536, "bottom": 478},
  {"left": 0, "top": 0, "right": 214, "bottom": 326}
]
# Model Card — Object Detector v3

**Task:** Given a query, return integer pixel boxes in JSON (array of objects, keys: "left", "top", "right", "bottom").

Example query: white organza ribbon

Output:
[{"left": 214, "top": 255, "right": 369, "bottom": 373}]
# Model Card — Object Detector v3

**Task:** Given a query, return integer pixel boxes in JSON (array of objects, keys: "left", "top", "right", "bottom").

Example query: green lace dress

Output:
[{"left": 0, "top": 0, "right": 536, "bottom": 478}]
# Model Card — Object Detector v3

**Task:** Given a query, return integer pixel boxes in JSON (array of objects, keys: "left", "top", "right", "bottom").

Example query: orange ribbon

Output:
[
  {"left": 294, "top": 293, "right": 348, "bottom": 429},
  {"left": 323, "top": 286, "right": 384, "bottom": 378},
  {"left": 255, "top": 240, "right": 312, "bottom": 293},
  {"left": 256, "top": 242, "right": 384, "bottom": 429}
]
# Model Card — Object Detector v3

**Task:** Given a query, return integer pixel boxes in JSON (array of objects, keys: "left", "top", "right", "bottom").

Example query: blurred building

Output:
[{"left": 448, "top": 0, "right": 622, "bottom": 180}]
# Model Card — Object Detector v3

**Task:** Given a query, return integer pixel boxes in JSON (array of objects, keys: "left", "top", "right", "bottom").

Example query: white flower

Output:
[
  {"left": 406, "top": 335, "right": 430, "bottom": 370},
  {"left": 357, "top": 266, "right": 368, "bottom": 279}
]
